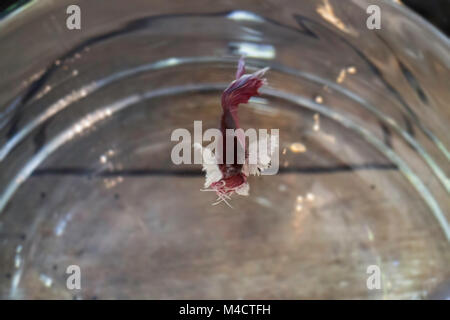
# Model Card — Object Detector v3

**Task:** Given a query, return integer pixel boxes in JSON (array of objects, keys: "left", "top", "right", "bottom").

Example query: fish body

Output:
[{"left": 196, "top": 58, "right": 272, "bottom": 207}]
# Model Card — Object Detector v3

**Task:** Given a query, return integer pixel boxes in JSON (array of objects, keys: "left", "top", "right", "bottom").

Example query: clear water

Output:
[{"left": 0, "top": 0, "right": 449, "bottom": 299}]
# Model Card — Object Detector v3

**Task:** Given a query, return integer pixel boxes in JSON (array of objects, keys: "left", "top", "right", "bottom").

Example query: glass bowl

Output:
[{"left": 0, "top": 0, "right": 449, "bottom": 299}]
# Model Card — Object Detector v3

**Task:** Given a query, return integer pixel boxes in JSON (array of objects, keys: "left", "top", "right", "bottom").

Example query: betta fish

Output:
[{"left": 194, "top": 57, "right": 277, "bottom": 207}]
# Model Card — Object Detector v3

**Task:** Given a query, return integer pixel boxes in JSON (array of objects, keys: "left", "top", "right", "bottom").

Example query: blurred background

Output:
[{"left": 0, "top": 0, "right": 449, "bottom": 300}]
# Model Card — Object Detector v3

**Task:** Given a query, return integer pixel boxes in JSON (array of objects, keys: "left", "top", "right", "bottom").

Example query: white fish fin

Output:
[
  {"left": 194, "top": 143, "right": 222, "bottom": 187},
  {"left": 235, "top": 182, "right": 250, "bottom": 196}
]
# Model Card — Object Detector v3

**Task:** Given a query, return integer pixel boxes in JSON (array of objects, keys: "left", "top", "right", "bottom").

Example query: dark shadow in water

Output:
[{"left": 32, "top": 163, "right": 398, "bottom": 177}]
